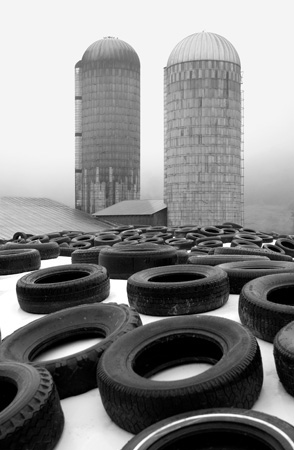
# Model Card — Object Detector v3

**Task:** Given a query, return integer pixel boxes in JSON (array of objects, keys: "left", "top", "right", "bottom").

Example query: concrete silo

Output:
[
  {"left": 75, "top": 37, "right": 140, "bottom": 213},
  {"left": 164, "top": 31, "right": 243, "bottom": 227}
]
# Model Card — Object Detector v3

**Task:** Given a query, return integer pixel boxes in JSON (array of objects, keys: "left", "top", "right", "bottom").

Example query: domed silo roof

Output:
[
  {"left": 167, "top": 31, "right": 240, "bottom": 67},
  {"left": 82, "top": 36, "right": 140, "bottom": 68}
]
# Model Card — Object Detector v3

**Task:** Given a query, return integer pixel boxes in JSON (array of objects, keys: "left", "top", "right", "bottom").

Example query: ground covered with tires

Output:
[{"left": 1, "top": 224, "right": 294, "bottom": 449}]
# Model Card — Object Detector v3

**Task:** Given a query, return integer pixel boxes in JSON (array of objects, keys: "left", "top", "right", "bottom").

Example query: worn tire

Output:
[
  {"left": 121, "top": 408, "right": 294, "bottom": 450},
  {"left": 94, "top": 234, "right": 121, "bottom": 246},
  {"left": 214, "top": 246, "right": 293, "bottom": 261},
  {"left": 99, "top": 243, "right": 177, "bottom": 279},
  {"left": 188, "top": 254, "right": 269, "bottom": 266},
  {"left": 0, "top": 362, "right": 64, "bottom": 450},
  {"left": 71, "top": 246, "right": 110, "bottom": 264},
  {"left": 3, "top": 241, "right": 60, "bottom": 260},
  {"left": 274, "top": 321, "right": 294, "bottom": 397},
  {"left": 218, "top": 260, "right": 294, "bottom": 294},
  {"left": 239, "top": 273, "right": 294, "bottom": 342},
  {"left": 0, "top": 303, "right": 142, "bottom": 399},
  {"left": 16, "top": 263, "right": 110, "bottom": 313},
  {"left": 275, "top": 238, "right": 294, "bottom": 258},
  {"left": 127, "top": 265, "right": 229, "bottom": 316},
  {"left": 0, "top": 249, "right": 41, "bottom": 275},
  {"left": 97, "top": 315, "right": 263, "bottom": 433}
]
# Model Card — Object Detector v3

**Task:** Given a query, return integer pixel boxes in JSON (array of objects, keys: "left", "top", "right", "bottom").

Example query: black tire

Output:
[
  {"left": 27, "top": 234, "right": 50, "bottom": 243},
  {"left": 0, "top": 362, "right": 64, "bottom": 450},
  {"left": 0, "top": 249, "right": 41, "bottom": 275},
  {"left": 96, "top": 315, "right": 263, "bottom": 433},
  {"left": 234, "top": 233, "right": 263, "bottom": 247},
  {"left": 16, "top": 263, "right": 110, "bottom": 313},
  {"left": 121, "top": 408, "right": 294, "bottom": 450},
  {"left": 188, "top": 254, "right": 270, "bottom": 266},
  {"left": 239, "top": 273, "right": 294, "bottom": 342},
  {"left": 94, "top": 234, "right": 121, "bottom": 246},
  {"left": 99, "top": 243, "right": 177, "bottom": 279},
  {"left": 263, "top": 243, "right": 286, "bottom": 254},
  {"left": 219, "top": 260, "right": 294, "bottom": 294},
  {"left": 214, "top": 246, "right": 293, "bottom": 262},
  {"left": 69, "top": 241, "right": 92, "bottom": 250},
  {"left": 59, "top": 245, "right": 77, "bottom": 256},
  {"left": 0, "top": 303, "right": 142, "bottom": 399},
  {"left": 71, "top": 245, "right": 110, "bottom": 264},
  {"left": 165, "top": 238, "right": 195, "bottom": 249},
  {"left": 231, "top": 239, "right": 260, "bottom": 248},
  {"left": 274, "top": 321, "right": 294, "bottom": 397},
  {"left": 71, "top": 234, "right": 95, "bottom": 247},
  {"left": 275, "top": 238, "right": 294, "bottom": 257},
  {"left": 127, "top": 265, "right": 229, "bottom": 316},
  {"left": 197, "top": 239, "right": 223, "bottom": 248},
  {"left": 12, "top": 231, "right": 28, "bottom": 241},
  {"left": 49, "top": 236, "right": 71, "bottom": 244},
  {"left": 3, "top": 241, "right": 60, "bottom": 260},
  {"left": 199, "top": 226, "right": 224, "bottom": 236},
  {"left": 175, "top": 249, "right": 190, "bottom": 264}
]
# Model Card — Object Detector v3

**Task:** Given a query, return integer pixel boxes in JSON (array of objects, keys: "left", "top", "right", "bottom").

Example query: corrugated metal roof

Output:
[
  {"left": 167, "top": 31, "right": 240, "bottom": 67},
  {"left": 0, "top": 197, "right": 108, "bottom": 240},
  {"left": 82, "top": 37, "right": 140, "bottom": 67},
  {"left": 93, "top": 200, "right": 166, "bottom": 217}
]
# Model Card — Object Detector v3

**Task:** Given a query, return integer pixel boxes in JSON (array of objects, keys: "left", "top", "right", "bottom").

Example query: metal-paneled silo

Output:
[
  {"left": 75, "top": 37, "right": 140, "bottom": 213},
  {"left": 164, "top": 31, "right": 243, "bottom": 227}
]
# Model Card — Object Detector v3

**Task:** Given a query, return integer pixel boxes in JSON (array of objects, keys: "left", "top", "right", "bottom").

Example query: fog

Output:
[{"left": 0, "top": 0, "right": 293, "bottom": 221}]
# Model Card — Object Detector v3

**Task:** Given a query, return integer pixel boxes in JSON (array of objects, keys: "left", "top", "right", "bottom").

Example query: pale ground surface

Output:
[{"left": 1, "top": 255, "right": 294, "bottom": 449}]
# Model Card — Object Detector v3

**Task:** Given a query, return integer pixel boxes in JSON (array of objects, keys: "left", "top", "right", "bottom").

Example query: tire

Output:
[
  {"left": 96, "top": 315, "right": 263, "bottom": 433},
  {"left": 234, "top": 233, "right": 263, "bottom": 247},
  {"left": 121, "top": 408, "right": 294, "bottom": 450},
  {"left": 165, "top": 238, "right": 194, "bottom": 250},
  {"left": 0, "top": 303, "right": 142, "bottom": 399},
  {"left": 214, "top": 246, "right": 293, "bottom": 262},
  {"left": 219, "top": 260, "right": 294, "bottom": 294},
  {"left": 199, "top": 226, "right": 224, "bottom": 236},
  {"left": 59, "top": 245, "right": 77, "bottom": 257},
  {"left": 3, "top": 241, "right": 60, "bottom": 260},
  {"left": 0, "top": 249, "right": 41, "bottom": 275},
  {"left": 274, "top": 321, "right": 294, "bottom": 397},
  {"left": 239, "top": 273, "right": 294, "bottom": 342},
  {"left": 197, "top": 239, "right": 223, "bottom": 248},
  {"left": 127, "top": 265, "right": 229, "bottom": 316},
  {"left": 188, "top": 254, "right": 269, "bottom": 266},
  {"left": 231, "top": 239, "right": 260, "bottom": 248},
  {"left": 16, "top": 263, "right": 110, "bottom": 313},
  {"left": 175, "top": 250, "right": 190, "bottom": 264},
  {"left": 71, "top": 234, "right": 95, "bottom": 247},
  {"left": 27, "top": 234, "right": 50, "bottom": 243},
  {"left": 99, "top": 243, "right": 177, "bottom": 279},
  {"left": 12, "top": 231, "right": 28, "bottom": 241},
  {"left": 94, "top": 234, "right": 121, "bottom": 246},
  {"left": 275, "top": 238, "right": 294, "bottom": 257},
  {"left": 263, "top": 243, "right": 286, "bottom": 254},
  {"left": 0, "top": 362, "right": 64, "bottom": 450},
  {"left": 71, "top": 246, "right": 110, "bottom": 264}
]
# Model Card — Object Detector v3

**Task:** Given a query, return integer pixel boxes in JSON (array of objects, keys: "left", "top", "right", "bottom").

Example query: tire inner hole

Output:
[
  {"left": 151, "top": 426, "right": 277, "bottom": 450},
  {"left": 133, "top": 334, "right": 222, "bottom": 380},
  {"left": 0, "top": 380, "right": 18, "bottom": 412},
  {"left": 32, "top": 330, "right": 105, "bottom": 361},
  {"left": 149, "top": 273, "right": 206, "bottom": 283},
  {"left": 267, "top": 286, "right": 294, "bottom": 306},
  {"left": 34, "top": 271, "right": 89, "bottom": 283}
]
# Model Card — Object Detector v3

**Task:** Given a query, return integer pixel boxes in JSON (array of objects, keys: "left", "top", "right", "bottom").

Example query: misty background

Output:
[{"left": 0, "top": 0, "right": 293, "bottom": 233}]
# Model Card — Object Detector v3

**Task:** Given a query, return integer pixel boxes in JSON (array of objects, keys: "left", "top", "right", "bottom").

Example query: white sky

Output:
[{"left": 0, "top": 0, "right": 293, "bottom": 208}]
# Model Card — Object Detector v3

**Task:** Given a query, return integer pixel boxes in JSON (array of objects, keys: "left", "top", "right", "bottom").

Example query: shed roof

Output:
[
  {"left": 0, "top": 197, "right": 107, "bottom": 240},
  {"left": 93, "top": 200, "right": 166, "bottom": 217}
]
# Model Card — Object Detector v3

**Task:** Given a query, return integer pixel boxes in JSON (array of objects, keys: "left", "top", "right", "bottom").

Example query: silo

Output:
[
  {"left": 164, "top": 31, "right": 243, "bottom": 227},
  {"left": 75, "top": 37, "right": 140, "bottom": 213}
]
